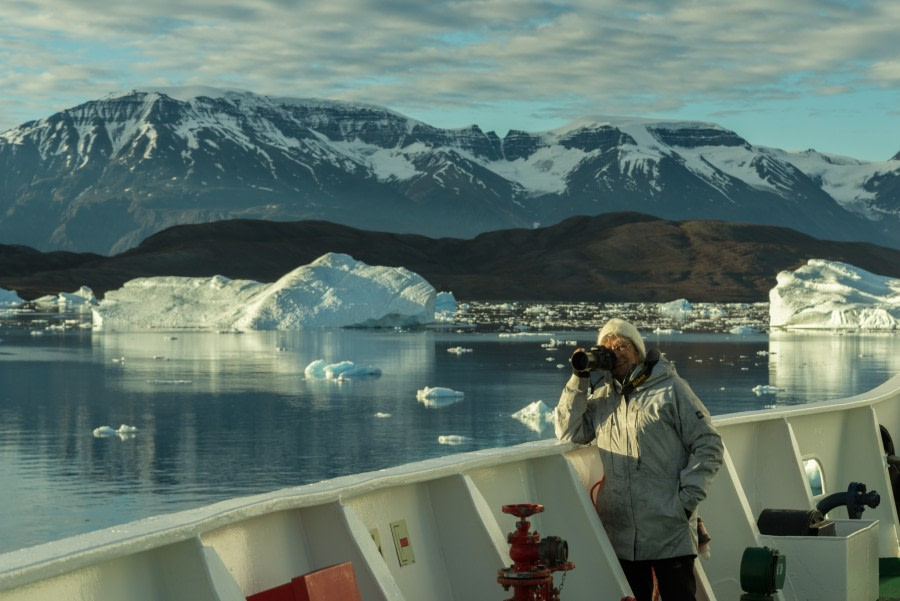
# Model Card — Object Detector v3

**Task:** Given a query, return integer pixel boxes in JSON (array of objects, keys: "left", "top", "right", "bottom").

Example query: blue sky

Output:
[{"left": 2, "top": 0, "right": 898, "bottom": 161}]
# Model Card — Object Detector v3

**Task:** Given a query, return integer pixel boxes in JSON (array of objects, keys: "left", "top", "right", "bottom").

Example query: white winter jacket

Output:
[{"left": 555, "top": 352, "right": 723, "bottom": 561}]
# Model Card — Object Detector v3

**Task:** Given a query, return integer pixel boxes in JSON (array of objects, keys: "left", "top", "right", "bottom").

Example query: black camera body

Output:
[{"left": 570, "top": 345, "right": 617, "bottom": 372}]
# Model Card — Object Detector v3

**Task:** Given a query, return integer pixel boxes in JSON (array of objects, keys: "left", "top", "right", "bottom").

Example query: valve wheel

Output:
[{"left": 502, "top": 503, "right": 544, "bottom": 518}]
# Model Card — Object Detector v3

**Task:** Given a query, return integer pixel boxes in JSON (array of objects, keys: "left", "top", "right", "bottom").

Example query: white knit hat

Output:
[{"left": 597, "top": 318, "right": 646, "bottom": 359}]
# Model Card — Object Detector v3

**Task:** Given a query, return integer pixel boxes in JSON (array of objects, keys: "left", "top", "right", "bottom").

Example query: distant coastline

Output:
[{"left": 2, "top": 214, "right": 900, "bottom": 304}]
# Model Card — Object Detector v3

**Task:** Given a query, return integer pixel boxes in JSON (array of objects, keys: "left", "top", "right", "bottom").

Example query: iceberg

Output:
[
  {"left": 752, "top": 385, "right": 786, "bottom": 395},
  {"left": 92, "top": 253, "right": 437, "bottom": 330},
  {"left": 511, "top": 400, "right": 556, "bottom": 433},
  {"left": 434, "top": 291, "right": 458, "bottom": 322},
  {"left": 437, "top": 435, "right": 469, "bottom": 445},
  {"left": 93, "top": 424, "right": 138, "bottom": 438},
  {"left": 34, "top": 286, "right": 98, "bottom": 310},
  {"left": 659, "top": 298, "right": 692, "bottom": 320},
  {"left": 770, "top": 259, "right": 900, "bottom": 330},
  {"left": 0, "top": 288, "right": 25, "bottom": 309},
  {"left": 416, "top": 386, "right": 465, "bottom": 408},
  {"left": 304, "top": 359, "right": 382, "bottom": 380}
]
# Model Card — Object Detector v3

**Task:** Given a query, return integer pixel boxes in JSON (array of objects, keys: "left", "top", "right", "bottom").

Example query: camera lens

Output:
[{"left": 570, "top": 350, "right": 591, "bottom": 371}]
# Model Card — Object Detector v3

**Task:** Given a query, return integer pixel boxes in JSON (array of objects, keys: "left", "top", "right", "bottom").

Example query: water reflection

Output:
[
  {"left": 767, "top": 332, "right": 900, "bottom": 405},
  {"left": 91, "top": 329, "right": 435, "bottom": 397}
]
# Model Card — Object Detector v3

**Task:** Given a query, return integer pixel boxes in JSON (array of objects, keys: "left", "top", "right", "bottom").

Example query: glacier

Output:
[
  {"left": 91, "top": 252, "right": 436, "bottom": 330},
  {"left": 770, "top": 259, "right": 900, "bottom": 330}
]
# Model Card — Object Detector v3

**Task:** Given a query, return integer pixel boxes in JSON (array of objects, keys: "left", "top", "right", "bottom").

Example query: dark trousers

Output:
[{"left": 619, "top": 555, "right": 696, "bottom": 601}]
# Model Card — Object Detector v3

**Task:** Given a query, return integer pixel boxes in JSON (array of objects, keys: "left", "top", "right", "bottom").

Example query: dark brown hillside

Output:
[{"left": 1, "top": 213, "right": 898, "bottom": 302}]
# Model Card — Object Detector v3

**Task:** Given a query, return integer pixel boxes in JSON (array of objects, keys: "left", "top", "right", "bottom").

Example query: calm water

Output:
[{"left": 0, "top": 312, "right": 897, "bottom": 553}]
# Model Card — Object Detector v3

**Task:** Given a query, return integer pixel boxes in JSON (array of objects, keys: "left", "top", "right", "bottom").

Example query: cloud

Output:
[{"left": 1, "top": 0, "right": 899, "bottom": 158}]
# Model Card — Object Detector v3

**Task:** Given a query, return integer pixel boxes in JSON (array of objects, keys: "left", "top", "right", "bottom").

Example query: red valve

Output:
[{"left": 497, "top": 503, "right": 575, "bottom": 601}]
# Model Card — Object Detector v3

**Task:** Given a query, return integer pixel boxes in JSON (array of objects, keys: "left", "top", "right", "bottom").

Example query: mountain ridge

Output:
[
  {"left": 1, "top": 89, "right": 897, "bottom": 254},
  {"left": 3, "top": 213, "right": 899, "bottom": 303}
]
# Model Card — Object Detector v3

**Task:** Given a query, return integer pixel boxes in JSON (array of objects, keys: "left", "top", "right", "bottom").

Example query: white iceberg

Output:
[
  {"left": 60, "top": 286, "right": 98, "bottom": 308},
  {"left": 34, "top": 286, "right": 98, "bottom": 310},
  {"left": 92, "top": 253, "right": 437, "bottom": 330},
  {"left": 304, "top": 359, "right": 382, "bottom": 380},
  {"left": 435, "top": 291, "right": 458, "bottom": 322},
  {"left": 416, "top": 386, "right": 465, "bottom": 408},
  {"left": 512, "top": 400, "right": 556, "bottom": 433},
  {"left": 0, "top": 288, "right": 24, "bottom": 309},
  {"left": 659, "top": 298, "right": 692, "bottom": 320},
  {"left": 729, "top": 326, "right": 760, "bottom": 335},
  {"left": 93, "top": 424, "right": 138, "bottom": 437},
  {"left": 770, "top": 259, "right": 900, "bottom": 330},
  {"left": 752, "top": 385, "right": 786, "bottom": 395},
  {"left": 437, "top": 435, "right": 469, "bottom": 445}
]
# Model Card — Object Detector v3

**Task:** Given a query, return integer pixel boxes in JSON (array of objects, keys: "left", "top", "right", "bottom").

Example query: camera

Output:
[{"left": 570, "top": 345, "right": 617, "bottom": 372}]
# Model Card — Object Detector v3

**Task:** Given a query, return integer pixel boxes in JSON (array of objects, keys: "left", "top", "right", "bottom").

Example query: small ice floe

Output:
[
  {"left": 512, "top": 400, "right": 556, "bottom": 433},
  {"left": 374, "top": 412, "right": 392, "bottom": 418},
  {"left": 437, "top": 435, "right": 469, "bottom": 445},
  {"left": 653, "top": 328, "right": 682, "bottom": 335},
  {"left": 752, "top": 384, "right": 786, "bottom": 396},
  {"left": 416, "top": 386, "right": 464, "bottom": 408},
  {"left": 304, "top": 359, "right": 382, "bottom": 380},
  {"left": 447, "top": 346, "right": 473, "bottom": 355},
  {"left": 93, "top": 424, "right": 138, "bottom": 438},
  {"left": 729, "top": 326, "right": 760, "bottom": 335},
  {"left": 498, "top": 331, "right": 545, "bottom": 338}
]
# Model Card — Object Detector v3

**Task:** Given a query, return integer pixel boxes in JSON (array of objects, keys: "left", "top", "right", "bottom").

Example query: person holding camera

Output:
[{"left": 555, "top": 318, "right": 723, "bottom": 601}]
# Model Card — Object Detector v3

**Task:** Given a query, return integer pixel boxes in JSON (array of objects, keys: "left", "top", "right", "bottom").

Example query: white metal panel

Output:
[
  {"left": 788, "top": 405, "right": 899, "bottom": 556},
  {"left": 717, "top": 418, "right": 811, "bottom": 517},
  {"left": 0, "top": 537, "right": 221, "bottom": 601},
  {"left": 343, "top": 482, "right": 456, "bottom": 601},
  {"left": 760, "top": 520, "right": 879, "bottom": 601},
  {"left": 419, "top": 474, "right": 506, "bottom": 599},
  {"left": 696, "top": 448, "right": 767, "bottom": 601},
  {"left": 202, "top": 509, "right": 311, "bottom": 596}
]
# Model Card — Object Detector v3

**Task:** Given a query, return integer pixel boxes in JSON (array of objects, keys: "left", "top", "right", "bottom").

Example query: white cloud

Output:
[{"left": 1, "top": 0, "right": 899, "bottom": 159}]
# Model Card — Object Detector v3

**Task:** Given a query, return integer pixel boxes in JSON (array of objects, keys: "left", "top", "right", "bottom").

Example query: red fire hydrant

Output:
[{"left": 497, "top": 504, "right": 575, "bottom": 601}]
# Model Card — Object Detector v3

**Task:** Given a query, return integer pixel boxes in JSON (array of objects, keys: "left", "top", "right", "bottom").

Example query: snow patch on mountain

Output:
[
  {"left": 488, "top": 143, "right": 592, "bottom": 194},
  {"left": 331, "top": 139, "right": 423, "bottom": 181},
  {"left": 777, "top": 149, "right": 895, "bottom": 216}
]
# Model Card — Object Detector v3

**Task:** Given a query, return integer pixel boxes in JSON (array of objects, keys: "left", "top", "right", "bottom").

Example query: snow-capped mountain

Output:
[{"left": 1, "top": 88, "right": 897, "bottom": 254}]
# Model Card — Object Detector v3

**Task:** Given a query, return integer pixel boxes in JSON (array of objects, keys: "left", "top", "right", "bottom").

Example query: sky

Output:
[{"left": 2, "top": 0, "right": 899, "bottom": 162}]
